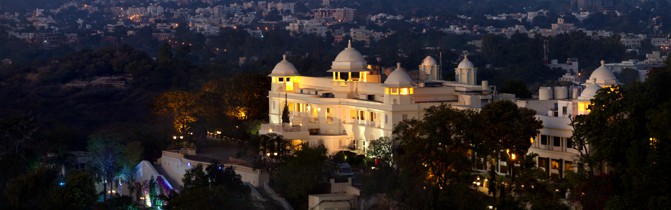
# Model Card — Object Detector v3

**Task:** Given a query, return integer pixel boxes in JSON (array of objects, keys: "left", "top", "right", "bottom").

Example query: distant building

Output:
[
  {"left": 313, "top": 8, "right": 355, "bottom": 23},
  {"left": 547, "top": 58, "right": 579, "bottom": 74}
]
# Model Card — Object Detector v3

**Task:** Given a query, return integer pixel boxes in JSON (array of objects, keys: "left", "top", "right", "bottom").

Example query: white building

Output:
[
  {"left": 259, "top": 42, "right": 498, "bottom": 154},
  {"left": 518, "top": 61, "right": 619, "bottom": 178}
]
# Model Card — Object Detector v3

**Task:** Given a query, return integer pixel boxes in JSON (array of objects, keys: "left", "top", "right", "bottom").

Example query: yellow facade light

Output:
[{"left": 285, "top": 81, "right": 294, "bottom": 91}]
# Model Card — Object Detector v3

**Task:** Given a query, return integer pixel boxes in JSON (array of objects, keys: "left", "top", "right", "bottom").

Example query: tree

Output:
[
  {"left": 4, "top": 167, "right": 57, "bottom": 209},
  {"left": 281, "top": 97, "right": 290, "bottom": 124},
  {"left": 119, "top": 141, "right": 143, "bottom": 199},
  {"left": 153, "top": 90, "right": 202, "bottom": 135},
  {"left": 479, "top": 100, "right": 542, "bottom": 168},
  {"left": 254, "top": 133, "right": 290, "bottom": 178},
  {"left": 87, "top": 134, "right": 123, "bottom": 202},
  {"left": 51, "top": 170, "right": 97, "bottom": 210},
  {"left": 568, "top": 60, "right": 671, "bottom": 209},
  {"left": 501, "top": 79, "right": 532, "bottom": 98},
  {"left": 616, "top": 68, "right": 640, "bottom": 85},
  {"left": 4, "top": 167, "right": 96, "bottom": 210},
  {"left": 273, "top": 145, "right": 329, "bottom": 208},
  {"left": 167, "top": 162, "right": 252, "bottom": 209},
  {"left": 367, "top": 136, "right": 393, "bottom": 165},
  {"left": 392, "top": 105, "right": 486, "bottom": 209},
  {"left": 0, "top": 113, "right": 38, "bottom": 157}
]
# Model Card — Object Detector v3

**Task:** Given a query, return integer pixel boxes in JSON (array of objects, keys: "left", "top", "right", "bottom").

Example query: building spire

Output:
[
  {"left": 347, "top": 40, "right": 352, "bottom": 48},
  {"left": 283, "top": 54, "right": 286, "bottom": 60}
]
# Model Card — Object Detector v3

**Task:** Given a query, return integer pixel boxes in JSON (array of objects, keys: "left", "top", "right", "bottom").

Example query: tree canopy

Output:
[
  {"left": 569, "top": 59, "right": 671, "bottom": 209},
  {"left": 167, "top": 162, "right": 253, "bottom": 210}
]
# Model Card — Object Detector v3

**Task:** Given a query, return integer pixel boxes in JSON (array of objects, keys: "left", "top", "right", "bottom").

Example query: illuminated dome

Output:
[
  {"left": 268, "top": 55, "right": 299, "bottom": 76},
  {"left": 329, "top": 40, "right": 367, "bottom": 72},
  {"left": 421, "top": 56, "right": 437, "bottom": 66},
  {"left": 384, "top": 63, "right": 413, "bottom": 87},
  {"left": 578, "top": 81, "right": 602, "bottom": 100},
  {"left": 588, "top": 60, "right": 617, "bottom": 87},
  {"left": 457, "top": 55, "right": 475, "bottom": 69}
]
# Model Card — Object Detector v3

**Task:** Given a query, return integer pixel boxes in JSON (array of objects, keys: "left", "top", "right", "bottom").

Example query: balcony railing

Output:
[{"left": 260, "top": 123, "right": 303, "bottom": 134}]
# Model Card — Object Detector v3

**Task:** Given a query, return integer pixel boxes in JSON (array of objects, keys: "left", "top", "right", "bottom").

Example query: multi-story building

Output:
[
  {"left": 518, "top": 61, "right": 619, "bottom": 178},
  {"left": 313, "top": 8, "right": 355, "bottom": 23},
  {"left": 258, "top": 43, "right": 627, "bottom": 179},
  {"left": 259, "top": 42, "right": 499, "bottom": 154}
]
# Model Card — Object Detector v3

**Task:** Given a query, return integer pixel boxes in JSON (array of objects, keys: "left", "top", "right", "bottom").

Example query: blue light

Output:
[{"left": 59, "top": 181, "right": 65, "bottom": 187}]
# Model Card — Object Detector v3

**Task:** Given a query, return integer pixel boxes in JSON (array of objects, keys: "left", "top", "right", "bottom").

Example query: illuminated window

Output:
[
  {"left": 385, "top": 88, "right": 389, "bottom": 94},
  {"left": 288, "top": 102, "right": 295, "bottom": 111},
  {"left": 400, "top": 88, "right": 409, "bottom": 95},
  {"left": 565, "top": 161, "right": 573, "bottom": 171},
  {"left": 551, "top": 159, "right": 560, "bottom": 169},
  {"left": 390, "top": 88, "right": 398, "bottom": 95},
  {"left": 285, "top": 82, "right": 294, "bottom": 91}
]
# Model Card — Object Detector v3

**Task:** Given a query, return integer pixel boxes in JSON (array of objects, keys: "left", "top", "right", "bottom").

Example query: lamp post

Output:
[{"left": 508, "top": 150, "right": 517, "bottom": 185}]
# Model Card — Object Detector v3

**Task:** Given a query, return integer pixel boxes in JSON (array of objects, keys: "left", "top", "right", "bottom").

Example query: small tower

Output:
[
  {"left": 268, "top": 55, "right": 301, "bottom": 124},
  {"left": 455, "top": 53, "right": 477, "bottom": 85},
  {"left": 268, "top": 54, "right": 300, "bottom": 92},
  {"left": 419, "top": 56, "right": 440, "bottom": 81},
  {"left": 328, "top": 40, "right": 371, "bottom": 84},
  {"left": 383, "top": 63, "right": 414, "bottom": 105}
]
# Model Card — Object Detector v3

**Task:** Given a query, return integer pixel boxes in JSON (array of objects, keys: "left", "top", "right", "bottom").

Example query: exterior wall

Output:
[
  {"left": 518, "top": 99, "right": 582, "bottom": 178},
  {"left": 308, "top": 194, "right": 357, "bottom": 210},
  {"left": 156, "top": 150, "right": 268, "bottom": 187}
]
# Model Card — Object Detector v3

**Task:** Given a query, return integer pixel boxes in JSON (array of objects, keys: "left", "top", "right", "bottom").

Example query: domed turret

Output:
[
  {"left": 384, "top": 63, "right": 413, "bottom": 87},
  {"left": 579, "top": 80, "right": 602, "bottom": 100},
  {"left": 588, "top": 60, "right": 617, "bottom": 87},
  {"left": 421, "top": 56, "right": 437, "bottom": 66},
  {"left": 268, "top": 55, "right": 299, "bottom": 77},
  {"left": 419, "top": 56, "right": 440, "bottom": 81},
  {"left": 457, "top": 55, "right": 475, "bottom": 69},
  {"left": 329, "top": 40, "right": 367, "bottom": 72},
  {"left": 455, "top": 54, "right": 477, "bottom": 85}
]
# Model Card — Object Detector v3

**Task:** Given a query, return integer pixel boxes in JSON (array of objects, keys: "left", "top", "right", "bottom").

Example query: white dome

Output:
[
  {"left": 421, "top": 56, "right": 437, "bottom": 66},
  {"left": 588, "top": 60, "right": 617, "bottom": 86},
  {"left": 457, "top": 55, "right": 475, "bottom": 69},
  {"left": 329, "top": 40, "right": 367, "bottom": 72},
  {"left": 384, "top": 63, "right": 413, "bottom": 87},
  {"left": 578, "top": 82, "right": 602, "bottom": 100},
  {"left": 268, "top": 55, "right": 299, "bottom": 77}
]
